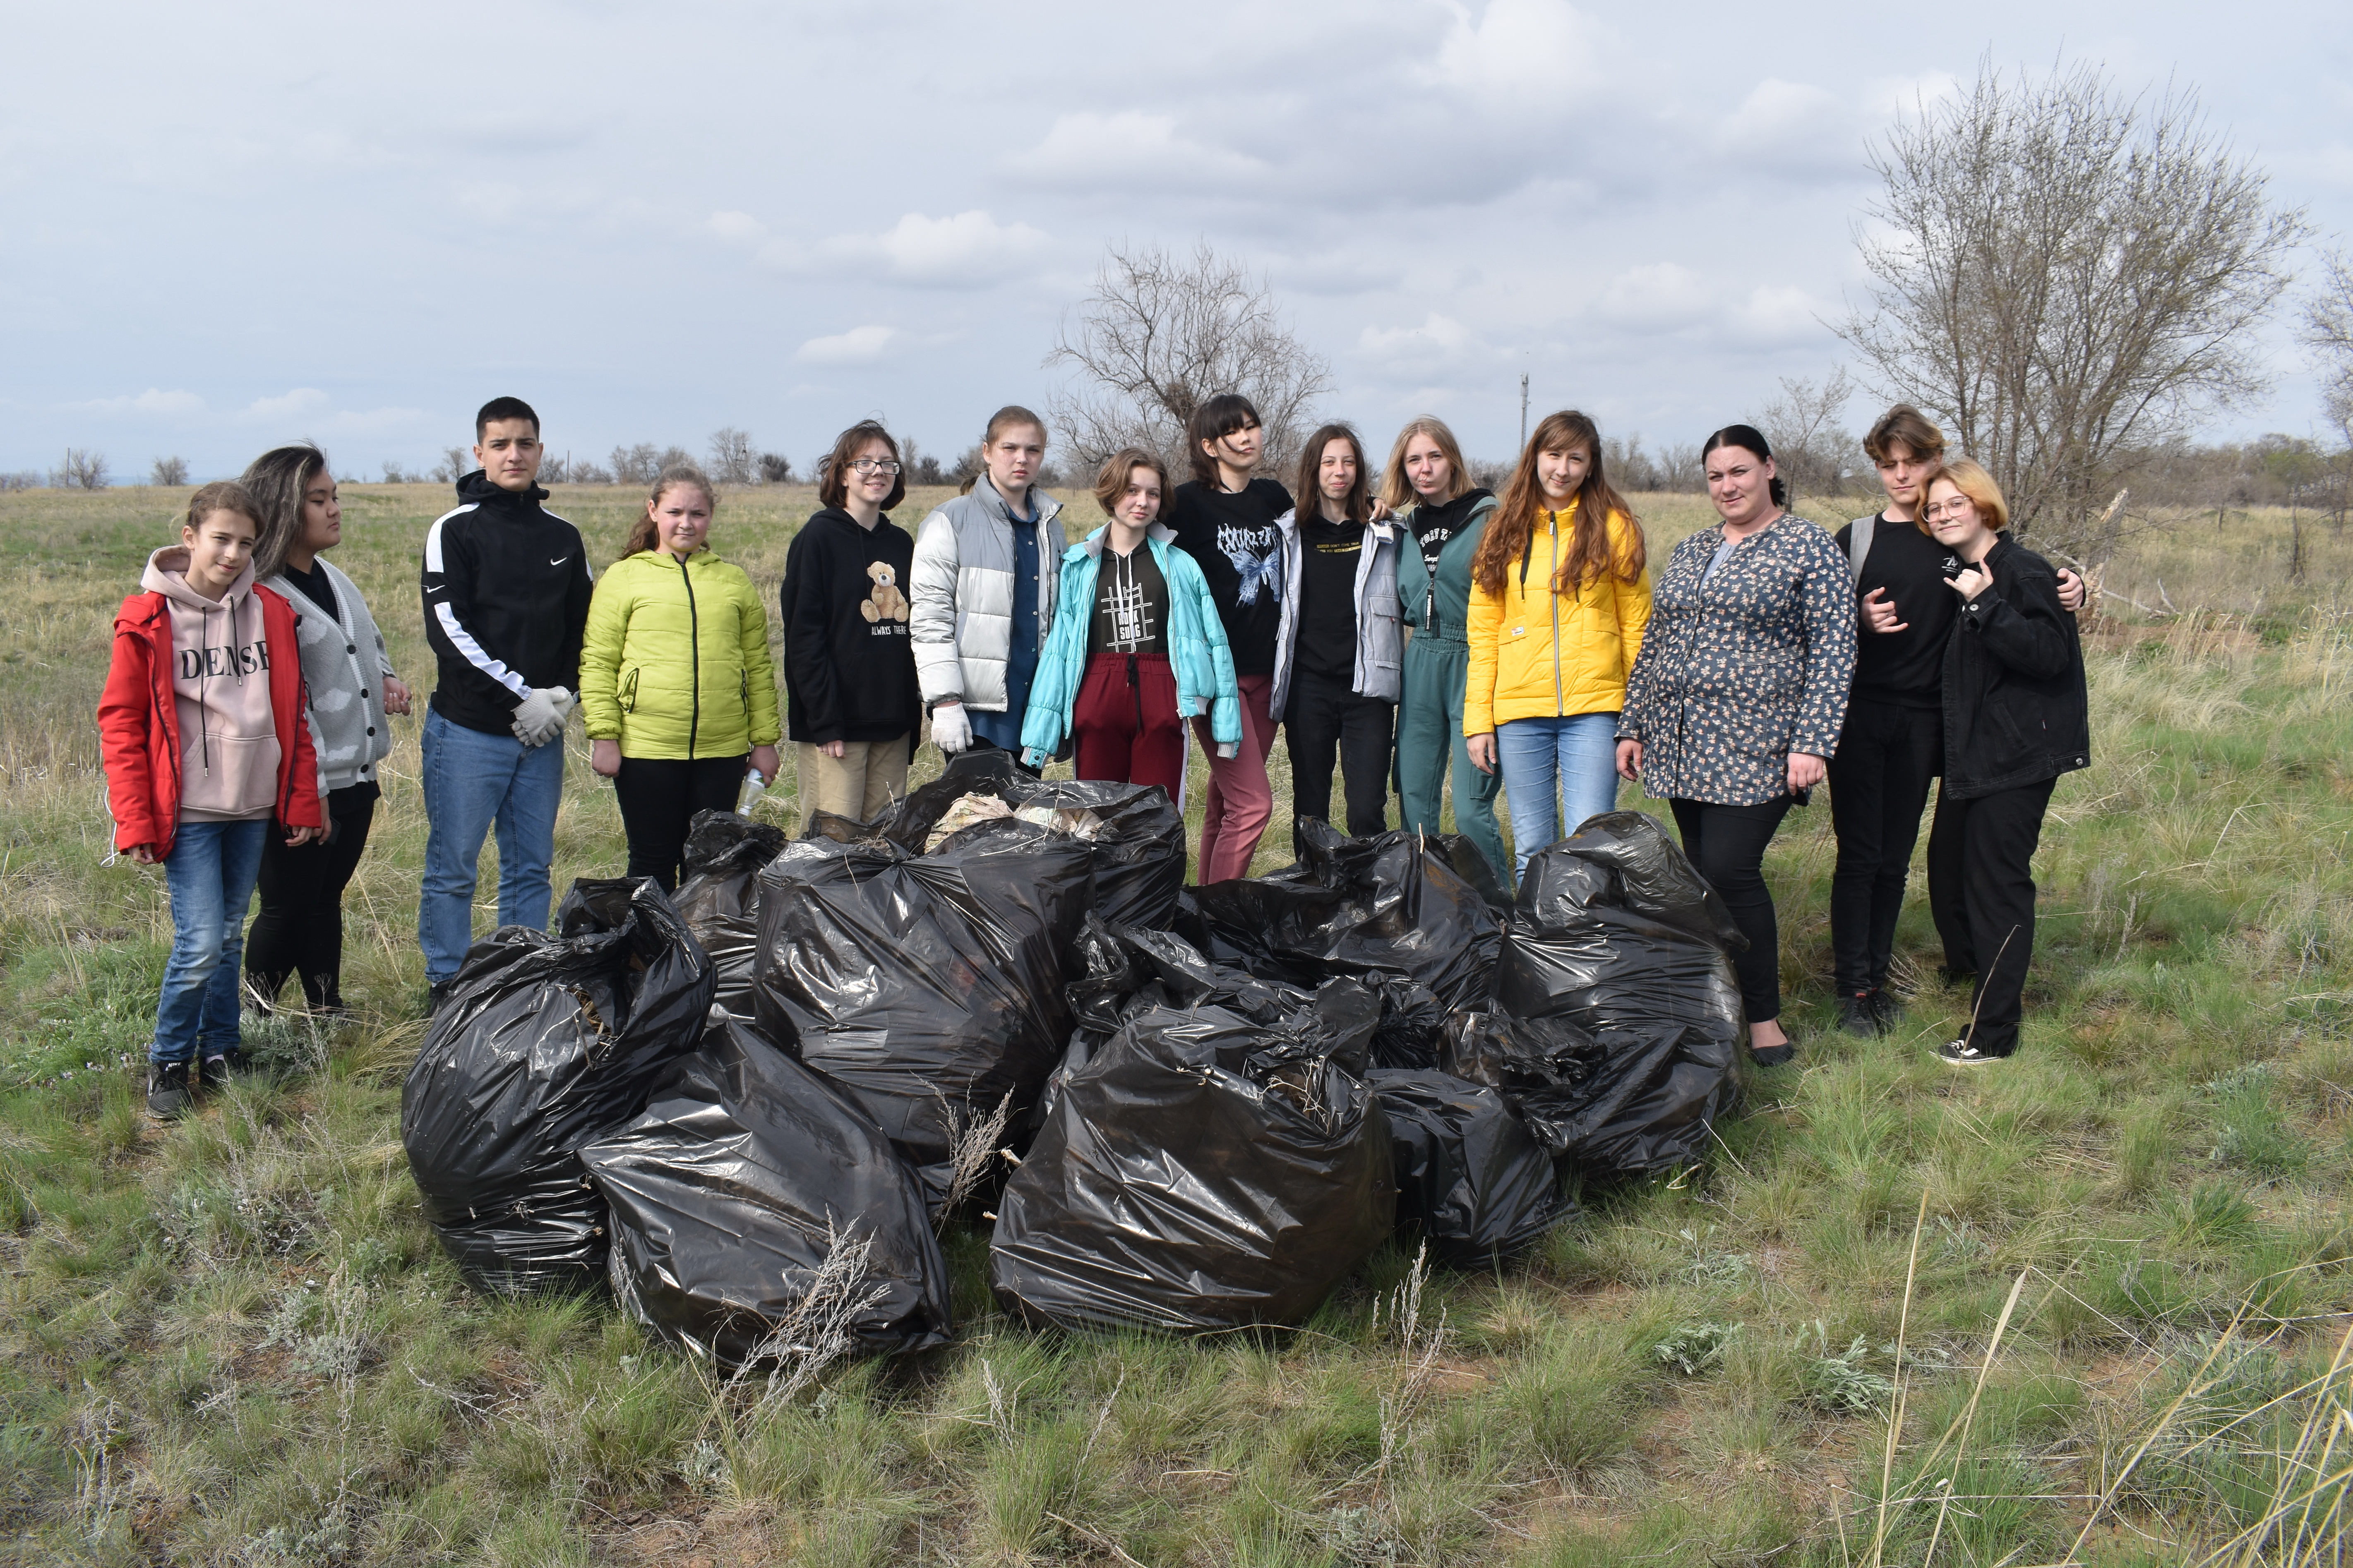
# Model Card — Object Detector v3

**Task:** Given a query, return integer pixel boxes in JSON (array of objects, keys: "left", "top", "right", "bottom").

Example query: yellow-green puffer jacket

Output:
[{"left": 579, "top": 549, "right": 781, "bottom": 759}]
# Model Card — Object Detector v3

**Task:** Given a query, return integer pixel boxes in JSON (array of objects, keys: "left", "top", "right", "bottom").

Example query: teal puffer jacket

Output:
[{"left": 1020, "top": 525, "right": 1241, "bottom": 764}]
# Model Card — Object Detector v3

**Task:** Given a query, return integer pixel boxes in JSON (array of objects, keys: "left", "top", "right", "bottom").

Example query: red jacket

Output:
[{"left": 98, "top": 582, "right": 324, "bottom": 860}]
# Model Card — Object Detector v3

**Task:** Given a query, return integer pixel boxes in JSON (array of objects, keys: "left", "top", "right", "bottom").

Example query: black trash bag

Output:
[
  {"left": 400, "top": 879, "right": 716, "bottom": 1293},
  {"left": 1179, "top": 818, "right": 1501, "bottom": 1069},
  {"left": 1460, "top": 810, "right": 1745, "bottom": 1177},
  {"left": 672, "top": 810, "right": 789, "bottom": 1019},
  {"left": 580, "top": 1017, "right": 952, "bottom": 1366},
  {"left": 873, "top": 747, "right": 1187, "bottom": 930},
  {"left": 990, "top": 969, "right": 1396, "bottom": 1333},
  {"left": 1367, "top": 1068, "right": 1568, "bottom": 1267},
  {"left": 751, "top": 819, "right": 1092, "bottom": 1210}
]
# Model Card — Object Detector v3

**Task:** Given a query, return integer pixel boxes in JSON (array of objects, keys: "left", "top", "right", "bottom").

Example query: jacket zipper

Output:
[
  {"left": 679, "top": 559, "right": 701, "bottom": 758},
  {"left": 1549, "top": 515, "right": 1565, "bottom": 716}
]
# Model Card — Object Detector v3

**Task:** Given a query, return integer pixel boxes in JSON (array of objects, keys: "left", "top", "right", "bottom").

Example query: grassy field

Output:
[{"left": 1, "top": 480, "right": 2348, "bottom": 1566}]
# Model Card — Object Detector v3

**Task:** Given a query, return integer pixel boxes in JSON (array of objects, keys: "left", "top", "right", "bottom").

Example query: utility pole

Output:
[{"left": 1518, "top": 374, "right": 1530, "bottom": 451}]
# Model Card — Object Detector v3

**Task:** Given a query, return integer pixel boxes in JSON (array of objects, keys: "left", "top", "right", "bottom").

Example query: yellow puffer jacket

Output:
[
  {"left": 1464, "top": 503, "right": 1652, "bottom": 735},
  {"left": 579, "top": 549, "right": 781, "bottom": 759}
]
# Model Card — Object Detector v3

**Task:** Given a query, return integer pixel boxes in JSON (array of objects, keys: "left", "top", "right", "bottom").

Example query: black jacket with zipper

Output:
[
  {"left": 421, "top": 471, "right": 593, "bottom": 736},
  {"left": 780, "top": 507, "right": 922, "bottom": 749},
  {"left": 1940, "top": 533, "right": 2090, "bottom": 800}
]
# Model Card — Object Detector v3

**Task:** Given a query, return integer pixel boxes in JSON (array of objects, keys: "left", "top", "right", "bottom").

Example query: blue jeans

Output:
[
  {"left": 1496, "top": 712, "right": 1621, "bottom": 877},
  {"left": 154, "top": 818, "right": 269, "bottom": 1063},
  {"left": 419, "top": 707, "right": 566, "bottom": 983}
]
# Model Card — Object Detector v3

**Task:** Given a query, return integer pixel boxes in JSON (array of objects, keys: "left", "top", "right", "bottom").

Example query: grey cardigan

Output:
[
  {"left": 265, "top": 558, "right": 398, "bottom": 794},
  {"left": 1268, "top": 509, "right": 1405, "bottom": 715}
]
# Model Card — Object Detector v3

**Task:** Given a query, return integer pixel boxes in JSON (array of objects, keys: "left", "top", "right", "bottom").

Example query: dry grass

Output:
[{"left": 0, "top": 482, "right": 2347, "bottom": 1564}]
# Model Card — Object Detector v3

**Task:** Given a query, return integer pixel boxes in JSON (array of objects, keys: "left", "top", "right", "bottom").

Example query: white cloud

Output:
[
  {"left": 795, "top": 325, "right": 898, "bottom": 365},
  {"left": 1005, "top": 111, "right": 1270, "bottom": 192},
  {"left": 1357, "top": 313, "right": 1504, "bottom": 376},
  {"left": 1426, "top": 0, "right": 1611, "bottom": 96},
  {"left": 752, "top": 211, "right": 1052, "bottom": 288},
  {"left": 1711, "top": 78, "right": 1858, "bottom": 177},
  {"left": 244, "top": 387, "right": 331, "bottom": 421},
  {"left": 1592, "top": 264, "right": 1712, "bottom": 333},
  {"left": 708, "top": 209, "right": 766, "bottom": 241},
  {"left": 65, "top": 387, "right": 206, "bottom": 416}
]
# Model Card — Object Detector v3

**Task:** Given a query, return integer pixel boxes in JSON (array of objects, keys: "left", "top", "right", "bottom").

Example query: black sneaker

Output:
[
  {"left": 201, "top": 1048, "right": 253, "bottom": 1090},
  {"left": 1749, "top": 1041, "right": 1797, "bottom": 1068},
  {"left": 1870, "top": 990, "right": 1907, "bottom": 1031},
  {"left": 1837, "top": 992, "right": 1880, "bottom": 1038},
  {"left": 147, "top": 1060, "right": 194, "bottom": 1118},
  {"left": 1937, "top": 1038, "right": 2002, "bottom": 1067}
]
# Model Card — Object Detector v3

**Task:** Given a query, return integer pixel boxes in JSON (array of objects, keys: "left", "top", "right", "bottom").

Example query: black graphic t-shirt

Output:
[
  {"left": 1088, "top": 543, "right": 1169, "bottom": 656},
  {"left": 1295, "top": 519, "right": 1363, "bottom": 681},
  {"left": 1167, "top": 477, "right": 1293, "bottom": 677},
  {"left": 1407, "top": 487, "right": 1493, "bottom": 578}
]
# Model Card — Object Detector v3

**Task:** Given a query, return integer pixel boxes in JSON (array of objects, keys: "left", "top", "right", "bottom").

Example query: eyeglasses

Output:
[
  {"left": 1921, "top": 499, "right": 1974, "bottom": 520},
  {"left": 848, "top": 458, "right": 902, "bottom": 476}
]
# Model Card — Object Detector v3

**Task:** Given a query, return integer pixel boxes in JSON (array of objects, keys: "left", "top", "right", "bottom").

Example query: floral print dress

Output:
[{"left": 1617, "top": 515, "right": 1856, "bottom": 806}]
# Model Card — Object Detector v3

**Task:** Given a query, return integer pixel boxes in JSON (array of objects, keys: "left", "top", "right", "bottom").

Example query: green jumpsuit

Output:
[{"left": 1395, "top": 496, "right": 1509, "bottom": 884}]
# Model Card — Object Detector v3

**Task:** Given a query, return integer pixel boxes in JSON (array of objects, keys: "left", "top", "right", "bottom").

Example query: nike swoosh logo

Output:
[{"left": 550, "top": 557, "right": 567, "bottom": 565}]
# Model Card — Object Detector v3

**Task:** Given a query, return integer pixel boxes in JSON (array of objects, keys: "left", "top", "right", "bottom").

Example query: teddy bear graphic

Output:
[{"left": 860, "top": 561, "right": 910, "bottom": 623}]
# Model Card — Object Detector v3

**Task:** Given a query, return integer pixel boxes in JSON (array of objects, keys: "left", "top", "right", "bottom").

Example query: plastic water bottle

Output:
[{"left": 737, "top": 769, "right": 768, "bottom": 814}]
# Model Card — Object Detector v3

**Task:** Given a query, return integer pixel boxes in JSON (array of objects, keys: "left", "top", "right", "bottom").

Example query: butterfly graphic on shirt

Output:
[{"left": 1217, "top": 523, "right": 1282, "bottom": 607}]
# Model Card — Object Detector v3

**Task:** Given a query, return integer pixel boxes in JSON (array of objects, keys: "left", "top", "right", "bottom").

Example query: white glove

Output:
[
  {"left": 511, "top": 687, "right": 566, "bottom": 748},
  {"left": 931, "top": 703, "right": 972, "bottom": 755},
  {"left": 1216, "top": 741, "right": 1239, "bottom": 760}
]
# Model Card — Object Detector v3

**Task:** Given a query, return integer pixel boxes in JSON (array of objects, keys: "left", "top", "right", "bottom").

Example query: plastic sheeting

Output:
[
  {"left": 991, "top": 936, "right": 1396, "bottom": 1333},
  {"left": 581, "top": 1017, "right": 952, "bottom": 1366},
  {"left": 672, "top": 810, "right": 789, "bottom": 1019},
  {"left": 871, "top": 748, "right": 1187, "bottom": 931},
  {"left": 1452, "top": 811, "right": 1745, "bottom": 1177},
  {"left": 400, "top": 879, "right": 716, "bottom": 1293},
  {"left": 750, "top": 819, "right": 1092, "bottom": 1210},
  {"left": 1367, "top": 1069, "right": 1567, "bottom": 1266},
  {"left": 1180, "top": 820, "right": 1501, "bottom": 1069}
]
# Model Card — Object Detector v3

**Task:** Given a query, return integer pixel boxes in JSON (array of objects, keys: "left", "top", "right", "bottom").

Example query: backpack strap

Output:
[{"left": 1847, "top": 515, "right": 1877, "bottom": 587}]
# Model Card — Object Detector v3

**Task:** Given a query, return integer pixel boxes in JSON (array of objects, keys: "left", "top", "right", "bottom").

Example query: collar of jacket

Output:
[
  {"left": 1276, "top": 507, "right": 1395, "bottom": 547},
  {"left": 622, "top": 547, "right": 720, "bottom": 573},
  {"left": 1075, "top": 520, "right": 1176, "bottom": 560},
  {"left": 456, "top": 469, "right": 552, "bottom": 509},
  {"left": 971, "top": 475, "right": 1063, "bottom": 529}
]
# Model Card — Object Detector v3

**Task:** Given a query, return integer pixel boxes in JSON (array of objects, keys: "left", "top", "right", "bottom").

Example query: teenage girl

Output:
[
  {"left": 1464, "top": 411, "right": 1651, "bottom": 878},
  {"left": 1020, "top": 448, "right": 1241, "bottom": 797},
  {"left": 579, "top": 465, "right": 781, "bottom": 892},
  {"left": 1164, "top": 394, "right": 1293, "bottom": 880},
  {"left": 1382, "top": 417, "right": 1507, "bottom": 882},
  {"left": 1271, "top": 423, "right": 1403, "bottom": 837}
]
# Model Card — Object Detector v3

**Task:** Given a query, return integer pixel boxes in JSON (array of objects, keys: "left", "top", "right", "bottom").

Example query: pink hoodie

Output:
[{"left": 141, "top": 547, "right": 283, "bottom": 820}]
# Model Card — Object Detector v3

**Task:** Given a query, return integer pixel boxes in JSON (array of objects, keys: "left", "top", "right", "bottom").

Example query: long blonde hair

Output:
[{"left": 1378, "top": 417, "right": 1472, "bottom": 512}]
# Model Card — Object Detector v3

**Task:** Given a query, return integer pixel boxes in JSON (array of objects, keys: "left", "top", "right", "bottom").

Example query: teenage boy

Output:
[
  {"left": 417, "top": 396, "right": 593, "bottom": 1012},
  {"left": 1830, "top": 407, "right": 2084, "bottom": 1036}
]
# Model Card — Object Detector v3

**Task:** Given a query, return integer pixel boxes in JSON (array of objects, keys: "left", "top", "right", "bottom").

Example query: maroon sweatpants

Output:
[{"left": 1073, "top": 651, "right": 1185, "bottom": 798}]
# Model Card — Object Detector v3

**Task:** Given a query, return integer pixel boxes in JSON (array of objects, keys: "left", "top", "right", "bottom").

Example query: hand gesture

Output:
[{"left": 1860, "top": 587, "right": 1907, "bottom": 634}]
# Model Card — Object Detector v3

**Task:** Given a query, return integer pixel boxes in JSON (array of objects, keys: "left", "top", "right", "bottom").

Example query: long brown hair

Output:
[
  {"left": 242, "top": 442, "right": 329, "bottom": 580},
  {"left": 1378, "top": 417, "right": 1471, "bottom": 512},
  {"left": 1293, "top": 423, "right": 1370, "bottom": 525},
  {"left": 619, "top": 464, "right": 717, "bottom": 559},
  {"left": 1470, "top": 410, "right": 1645, "bottom": 599}
]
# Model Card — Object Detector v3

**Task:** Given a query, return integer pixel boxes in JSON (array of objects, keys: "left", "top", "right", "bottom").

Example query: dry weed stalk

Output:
[
  {"left": 934, "top": 1088, "right": 1015, "bottom": 1232},
  {"left": 1371, "top": 1244, "right": 1450, "bottom": 1476},
  {"left": 722, "top": 1220, "right": 889, "bottom": 1425}
]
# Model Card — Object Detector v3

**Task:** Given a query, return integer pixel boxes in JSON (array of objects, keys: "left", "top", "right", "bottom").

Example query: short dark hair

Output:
[
  {"left": 1187, "top": 393, "right": 1262, "bottom": 486},
  {"left": 475, "top": 396, "right": 540, "bottom": 441},
  {"left": 816, "top": 421, "right": 906, "bottom": 511},
  {"left": 1701, "top": 423, "right": 1789, "bottom": 509},
  {"left": 1093, "top": 448, "right": 1169, "bottom": 517},
  {"left": 1863, "top": 404, "right": 1946, "bottom": 465},
  {"left": 1294, "top": 422, "right": 1370, "bottom": 525}
]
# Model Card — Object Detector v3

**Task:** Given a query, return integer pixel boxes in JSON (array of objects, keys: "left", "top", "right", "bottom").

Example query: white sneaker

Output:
[{"left": 1937, "top": 1038, "right": 2001, "bottom": 1067}]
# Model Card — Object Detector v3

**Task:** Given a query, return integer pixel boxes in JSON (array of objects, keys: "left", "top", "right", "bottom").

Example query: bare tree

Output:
[
  {"left": 1838, "top": 59, "right": 2306, "bottom": 561},
  {"left": 51, "top": 449, "right": 109, "bottom": 489},
  {"left": 430, "top": 446, "right": 470, "bottom": 483},
  {"left": 2305, "top": 249, "right": 2353, "bottom": 437},
  {"left": 1748, "top": 367, "right": 1857, "bottom": 510},
  {"left": 149, "top": 456, "right": 190, "bottom": 487},
  {"left": 1046, "top": 241, "right": 1333, "bottom": 475},
  {"left": 610, "top": 444, "right": 661, "bottom": 485},
  {"left": 381, "top": 459, "right": 416, "bottom": 484},
  {"left": 757, "top": 451, "right": 794, "bottom": 484},
  {"left": 0, "top": 471, "right": 41, "bottom": 492},
  {"left": 708, "top": 427, "right": 758, "bottom": 486}
]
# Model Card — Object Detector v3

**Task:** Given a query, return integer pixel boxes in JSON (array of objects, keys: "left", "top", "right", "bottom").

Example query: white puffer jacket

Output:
[{"left": 909, "top": 477, "right": 1068, "bottom": 712}]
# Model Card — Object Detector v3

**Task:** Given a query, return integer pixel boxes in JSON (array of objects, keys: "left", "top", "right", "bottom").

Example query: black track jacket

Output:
[{"left": 421, "top": 471, "right": 594, "bottom": 736}]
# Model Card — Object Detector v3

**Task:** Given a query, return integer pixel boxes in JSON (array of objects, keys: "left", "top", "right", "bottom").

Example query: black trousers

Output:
[
  {"left": 1670, "top": 795, "right": 1795, "bottom": 1024},
  {"left": 1827, "top": 698, "right": 1943, "bottom": 995},
  {"left": 1926, "top": 778, "right": 2054, "bottom": 1057},
  {"left": 613, "top": 755, "right": 748, "bottom": 893},
  {"left": 1284, "top": 670, "right": 1395, "bottom": 837},
  {"left": 246, "top": 784, "right": 377, "bottom": 1009}
]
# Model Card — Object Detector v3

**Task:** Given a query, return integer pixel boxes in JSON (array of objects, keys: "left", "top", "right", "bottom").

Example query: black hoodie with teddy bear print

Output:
[{"left": 780, "top": 506, "right": 922, "bottom": 750}]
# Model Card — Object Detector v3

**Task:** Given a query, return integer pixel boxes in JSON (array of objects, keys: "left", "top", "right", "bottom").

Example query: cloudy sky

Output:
[{"left": 4, "top": 0, "right": 2348, "bottom": 482}]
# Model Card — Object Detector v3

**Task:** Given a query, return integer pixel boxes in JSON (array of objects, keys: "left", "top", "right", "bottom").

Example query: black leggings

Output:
[
  {"left": 1284, "top": 669, "right": 1395, "bottom": 838},
  {"left": 613, "top": 755, "right": 747, "bottom": 893},
  {"left": 1670, "top": 795, "right": 1795, "bottom": 1024},
  {"left": 246, "top": 784, "right": 377, "bottom": 1009}
]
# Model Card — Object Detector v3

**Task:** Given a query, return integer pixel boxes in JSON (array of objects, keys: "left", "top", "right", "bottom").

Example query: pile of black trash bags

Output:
[{"left": 400, "top": 764, "right": 1745, "bottom": 1363}]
